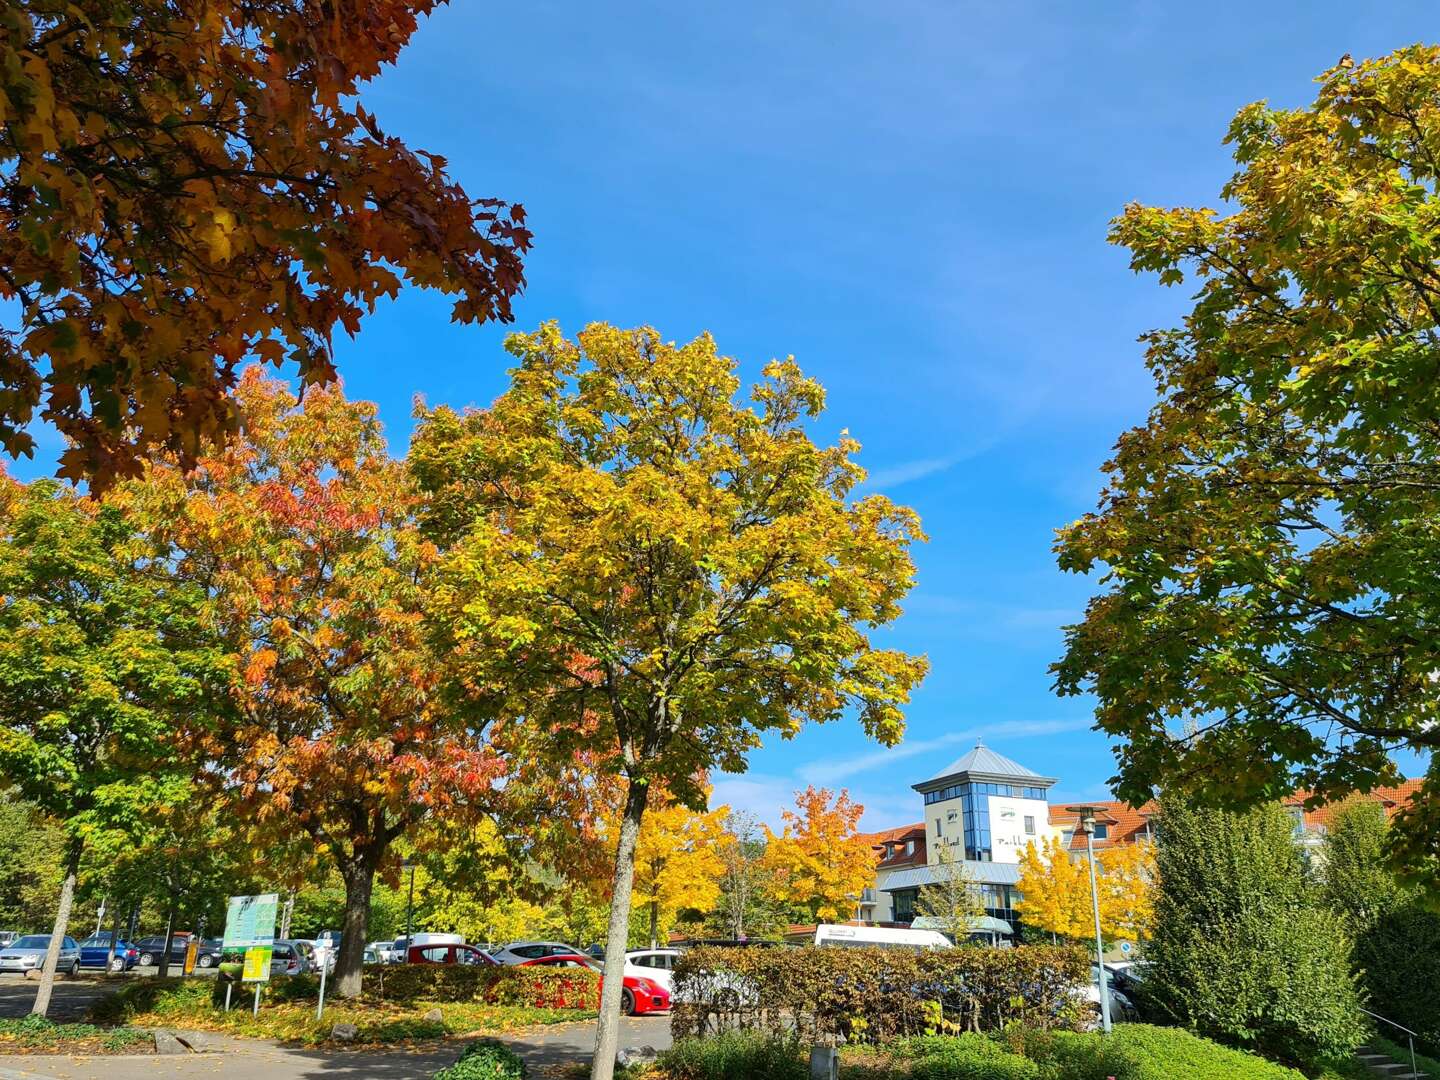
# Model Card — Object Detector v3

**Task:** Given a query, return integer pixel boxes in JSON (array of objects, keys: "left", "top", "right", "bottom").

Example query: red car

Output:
[
  {"left": 517, "top": 953, "right": 671, "bottom": 1015},
  {"left": 406, "top": 943, "right": 497, "bottom": 966}
]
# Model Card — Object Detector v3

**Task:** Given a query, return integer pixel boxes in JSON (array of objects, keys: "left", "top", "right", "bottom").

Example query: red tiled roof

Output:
[
  {"left": 1046, "top": 781, "right": 1423, "bottom": 850},
  {"left": 1049, "top": 801, "right": 1157, "bottom": 850},
  {"left": 857, "top": 822, "right": 926, "bottom": 869}
]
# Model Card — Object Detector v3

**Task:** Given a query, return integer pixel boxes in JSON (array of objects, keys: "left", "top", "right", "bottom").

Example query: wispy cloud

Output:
[
  {"left": 861, "top": 456, "right": 960, "bottom": 491},
  {"left": 798, "top": 717, "right": 1092, "bottom": 786}
]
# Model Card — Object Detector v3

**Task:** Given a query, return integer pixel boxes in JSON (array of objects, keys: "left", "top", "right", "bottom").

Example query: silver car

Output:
[{"left": 0, "top": 935, "right": 80, "bottom": 975}]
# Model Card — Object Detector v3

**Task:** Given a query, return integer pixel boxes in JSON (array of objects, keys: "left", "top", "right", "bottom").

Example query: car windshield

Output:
[
  {"left": 13, "top": 936, "right": 49, "bottom": 948},
  {"left": 81, "top": 937, "right": 111, "bottom": 947}
]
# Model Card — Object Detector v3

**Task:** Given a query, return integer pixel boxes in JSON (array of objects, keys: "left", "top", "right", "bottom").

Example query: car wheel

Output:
[
  {"left": 198, "top": 954, "right": 214, "bottom": 968},
  {"left": 621, "top": 989, "right": 636, "bottom": 1016},
  {"left": 109, "top": 957, "right": 125, "bottom": 973},
  {"left": 67, "top": 960, "right": 79, "bottom": 976},
  {"left": 138, "top": 952, "right": 154, "bottom": 967}
]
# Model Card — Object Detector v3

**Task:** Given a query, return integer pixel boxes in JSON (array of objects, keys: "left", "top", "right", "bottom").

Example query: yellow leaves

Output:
[
  {"left": 1016, "top": 837, "right": 1155, "bottom": 944},
  {"left": 196, "top": 208, "right": 237, "bottom": 263}
]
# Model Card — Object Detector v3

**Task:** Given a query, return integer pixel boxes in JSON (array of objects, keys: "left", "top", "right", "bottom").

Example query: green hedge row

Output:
[
  {"left": 671, "top": 944, "right": 1090, "bottom": 1044},
  {"left": 656, "top": 1026, "right": 1314, "bottom": 1080}
]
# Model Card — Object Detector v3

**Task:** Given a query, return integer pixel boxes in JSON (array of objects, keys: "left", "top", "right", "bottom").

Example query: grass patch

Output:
[
  {"left": 0, "top": 1015, "right": 151, "bottom": 1055},
  {"left": 90, "top": 977, "right": 592, "bottom": 1047}
]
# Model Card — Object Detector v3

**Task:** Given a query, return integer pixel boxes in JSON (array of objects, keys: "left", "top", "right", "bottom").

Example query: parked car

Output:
[
  {"left": 489, "top": 940, "right": 588, "bottom": 965},
  {"left": 0, "top": 932, "right": 19, "bottom": 948},
  {"left": 381, "top": 939, "right": 410, "bottom": 963},
  {"left": 815, "top": 924, "right": 953, "bottom": 950},
  {"left": 270, "top": 940, "right": 315, "bottom": 976},
  {"left": 132, "top": 933, "right": 221, "bottom": 968},
  {"left": 406, "top": 942, "right": 496, "bottom": 966},
  {"left": 0, "top": 935, "right": 79, "bottom": 975},
  {"left": 517, "top": 954, "right": 670, "bottom": 1016},
  {"left": 292, "top": 939, "right": 334, "bottom": 973},
  {"left": 1080, "top": 964, "right": 1136, "bottom": 1023},
  {"left": 624, "top": 948, "right": 681, "bottom": 994},
  {"left": 79, "top": 934, "right": 139, "bottom": 972}
]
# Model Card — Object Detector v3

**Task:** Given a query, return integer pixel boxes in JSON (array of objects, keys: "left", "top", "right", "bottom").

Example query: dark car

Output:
[
  {"left": 406, "top": 943, "right": 496, "bottom": 966},
  {"left": 133, "top": 934, "right": 222, "bottom": 968},
  {"left": 79, "top": 934, "right": 139, "bottom": 972}
]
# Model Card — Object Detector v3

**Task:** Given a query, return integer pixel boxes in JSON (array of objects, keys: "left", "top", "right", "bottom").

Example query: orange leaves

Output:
[
  {"left": 0, "top": 1, "right": 531, "bottom": 486},
  {"left": 761, "top": 786, "right": 875, "bottom": 922}
]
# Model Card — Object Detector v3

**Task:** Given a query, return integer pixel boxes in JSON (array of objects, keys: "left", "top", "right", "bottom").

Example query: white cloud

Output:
[
  {"left": 861, "top": 456, "right": 959, "bottom": 491},
  {"left": 798, "top": 717, "right": 1092, "bottom": 786}
]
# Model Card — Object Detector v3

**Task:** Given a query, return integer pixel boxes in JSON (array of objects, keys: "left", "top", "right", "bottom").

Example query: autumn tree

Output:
[
  {"left": 1016, "top": 836, "right": 1154, "bottom": 944},
  {"left": 626, "top": 792, "right": 727, "bottom": 949},
  {"left": 0, "top": 1, "right": 529, "bottom": 484},
  {"left": 762, "top": 787, "right": 879, "bottom": 923},
  {"left": 123, "top": 370, "right": 502, "bottom": 997},
  {"left": 0, "top": 476, "right": 229, "bottom": 1015},
  {"left": 711, "top": 811, "right": 789, "bottom": 941},
  {"left": 410, "top": 322, "right": 927, "bottom": 1080},
  {"left": 914, "top": 843, "right": 984, "bottom": 940},
  {"left": 1052, "top": 45, "right": 1440, "bottom": 891}
]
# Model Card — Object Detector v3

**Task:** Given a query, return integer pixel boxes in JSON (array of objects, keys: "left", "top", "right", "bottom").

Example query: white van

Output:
[{"left": 813, "top": 924, "right": 954, "bottom": 950}]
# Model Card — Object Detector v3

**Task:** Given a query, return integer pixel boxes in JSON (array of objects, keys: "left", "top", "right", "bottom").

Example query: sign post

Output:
[{"left": 223, "top": 894, "right": 278, "bottom": 1019}]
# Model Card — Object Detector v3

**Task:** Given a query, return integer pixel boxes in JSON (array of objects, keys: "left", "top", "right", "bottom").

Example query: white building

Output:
[{"left": 856, "top": 741, "right": 1061, "bottom": 933}]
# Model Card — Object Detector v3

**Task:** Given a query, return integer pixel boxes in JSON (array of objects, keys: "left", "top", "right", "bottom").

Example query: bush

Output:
[
  {"left": 434, "top": 1037, "right": 527, "bottom": 1079},
  {"left": 1141, "top": 797, "right": 1366, "bottom": 1067},
  {"left": 1012, "top": 1024, "right": 1307, "bottom": 1080},
  {"left": 658, "top": 1032, "right": 806, "bottom": 1080},
  {"left": 671, "top": 944, "right": 1088, "bottom": 1044},
  {"left": 905, "top": 1033, "right": 1038, "bottom": 1079},
  {"left": 364, "top": 964, "right": 598, "bottom": 1008}
]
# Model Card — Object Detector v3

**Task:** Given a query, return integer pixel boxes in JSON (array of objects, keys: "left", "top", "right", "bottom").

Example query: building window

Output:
[
  {"left": 893, "top": 888, "right": 918, "bottom": 923},
  {"left": 904, "top": 840, "right": 915, "bottom": 855},
  {"left": 1091, "top": 824, "right": 1108, "bottom": 840},
  {"left": 1024, "top": 815, "right": 1035, "bottom": 835},
  {"left": 935, "top": 817, "right": 942, "bottom": 837}
]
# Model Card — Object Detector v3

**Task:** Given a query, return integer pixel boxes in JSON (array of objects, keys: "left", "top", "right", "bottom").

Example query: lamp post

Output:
[
  {"left": 403, "top": 859, "right": 416, "bottom": 951},
  {"left": 1067, "top": 805, "right": 1112, "bottom": 1034}
]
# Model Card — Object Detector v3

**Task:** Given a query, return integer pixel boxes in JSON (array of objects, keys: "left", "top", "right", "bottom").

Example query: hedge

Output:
[
  {"left": 657, "top": 1031, "right": 807, "bottom": 1080},
  {"left": 905, "top": 1034, "right": 1039, "bottom": 1080},
  {"left": 670, "top": 944, "right": 1089, "bottom": 1044},
  {"left": 434, "top": 1038, "right": 527, "bottom": 1079},
  {"left": 1001, "top": 1024, "right": 1308, "bottom": 1080}
]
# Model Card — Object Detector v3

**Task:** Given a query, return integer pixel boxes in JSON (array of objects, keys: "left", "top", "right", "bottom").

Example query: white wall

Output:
[
  {"left": 925, "top": 796, "right": 965, "bottom": 864},
  {"left": 987, "top": 794, "right": 1055, "bottom": 863}
]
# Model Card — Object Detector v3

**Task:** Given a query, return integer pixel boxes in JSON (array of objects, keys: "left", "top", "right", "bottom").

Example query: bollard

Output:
[{"left": 809, "top": 1046, "right": 839, "bottom": 1080}]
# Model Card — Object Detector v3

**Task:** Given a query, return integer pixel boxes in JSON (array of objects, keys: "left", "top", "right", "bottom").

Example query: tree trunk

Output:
[
  {"left": 333, "top": 858, "right": 375, "bottom": 999},
  {"left": 590, "top": 777, "right": 647, "bottom": 1080},
  {"left": 157, "top": 889, "right": 177, "bottom": 979},
  {"left": 105, "top": 904, "right": 122, "bottom": 973},
  {"left": 31, "top": 843, "right": 80, "bottom": 1017},
  {"left": 649, "top": 900, "right": 658, "bottom": 951}
]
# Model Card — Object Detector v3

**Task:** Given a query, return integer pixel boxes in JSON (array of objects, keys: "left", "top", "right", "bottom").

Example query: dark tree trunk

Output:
[
  {"left": 649, "top": 900, "right": 658, "bottom": 951},
  {"left": 157, "top": 889, "right": 178, "bottom": 979},
  {"left": 333, "top": 857, "right": 375, "bottom": 999},
  {"left": 590, "top": 777, "right": 648, "bottom": 1080},
  {"left": 31, "top": 842, "right": 80, "bottom": 1017}
]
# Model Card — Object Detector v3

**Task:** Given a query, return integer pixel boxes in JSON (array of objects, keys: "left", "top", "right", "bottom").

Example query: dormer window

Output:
[{"left": 904, "top": 840, "right": 915, "bottom": 856}]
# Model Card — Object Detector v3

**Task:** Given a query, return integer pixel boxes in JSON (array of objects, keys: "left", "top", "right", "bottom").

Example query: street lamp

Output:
[
  {"left": 1066, "top": 805, "right": 1112, "bottom": 1034},
  {"left": 403, "top": 858, "right": 416, "bottom": 951}
]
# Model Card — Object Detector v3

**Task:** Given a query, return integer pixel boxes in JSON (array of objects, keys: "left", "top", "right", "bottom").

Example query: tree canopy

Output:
[
  {"left": 411, "top": 322, "right": 927, "bottom": 1080},
  {"left": 0, "top": 0, "right": 529, "bottom": 483},
  {"left": 1053, "top": 47, "right": 1440, "bottom": 886},
  {"left": 762, "top": 786, "right": 876, "bottom": 923}
]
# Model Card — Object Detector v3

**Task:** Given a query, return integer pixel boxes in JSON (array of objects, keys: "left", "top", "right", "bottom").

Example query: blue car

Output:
[{"left": 79, "top": 933, "right": 139, "bottom": 972}]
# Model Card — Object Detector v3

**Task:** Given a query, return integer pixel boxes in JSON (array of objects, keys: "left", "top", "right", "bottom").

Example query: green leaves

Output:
[{"left": 1055, "top": 47, "right": 1440, "bottom": 873}]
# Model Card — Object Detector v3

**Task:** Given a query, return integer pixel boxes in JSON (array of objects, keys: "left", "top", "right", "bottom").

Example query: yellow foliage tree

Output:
[
  {"left": 1016, "top": 836, "right": 1155, "bottom": 944},
  {"left": 762, "top": 787, "right": 876, "bottom": 922},
  {"left": 631, "top": 797, "right": 729, "bottom": 948}
]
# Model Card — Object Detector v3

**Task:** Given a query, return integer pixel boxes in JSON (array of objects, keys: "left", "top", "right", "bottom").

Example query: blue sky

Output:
[{"left": 19, "top": 1, "right": 1438, "bottom": 829}]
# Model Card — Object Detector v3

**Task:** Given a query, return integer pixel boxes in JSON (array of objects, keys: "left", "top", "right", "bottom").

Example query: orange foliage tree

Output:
[
  {"left": 123, "top": 369, "right": 503, "bottom": 996},
  {"left": 761, "top": 787, "right": 877, "bottom": 922},
  {"left": 0, "top": 1, "right": 530, "bottom": 483}
]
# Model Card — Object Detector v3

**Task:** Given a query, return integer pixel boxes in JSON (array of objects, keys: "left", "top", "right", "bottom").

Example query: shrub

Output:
[
  {"left": 904, "top": 1034, "right": 1038, "bottom": 1080},
  {"left": 1013, "top": 1024, "right": 1307, "bottom": 1080},
  {"left": 658, "top": 1032, "right": 806, "bottom": 1080},
  {"left": 671, "top": 944, "right": 1088, "bottom": 1044},
  {"left": 364, "top": 964, "right": 598, "bottom": 1008},
  {"left": 434, "top": 1038, "right": 527, "bottom": 1079},
  {"left": 1142, "top": 797, "right": 1366, "bottom": 1067}
]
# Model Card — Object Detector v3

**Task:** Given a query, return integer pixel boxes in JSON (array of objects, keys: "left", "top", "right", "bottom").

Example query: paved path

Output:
[
  {"left": 0, "top": 999, "right": 670, "bottom": 1079},
  {"left": 0, "top": 979, "right": 115, "bottom": 1025}
]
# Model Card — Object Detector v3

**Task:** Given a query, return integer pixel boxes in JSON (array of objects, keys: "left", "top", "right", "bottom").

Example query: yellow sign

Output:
[
  {"left": 242, "top": 946, "right": 272, "bottom": 982},
  {"left": 183, "top": 939, "right": 198, "bottom": 975}
]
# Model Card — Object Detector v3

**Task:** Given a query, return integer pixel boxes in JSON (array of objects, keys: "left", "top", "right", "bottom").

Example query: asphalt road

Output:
[{"left": 0, "top": 976, "right": 673, "bottom": 1078}]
